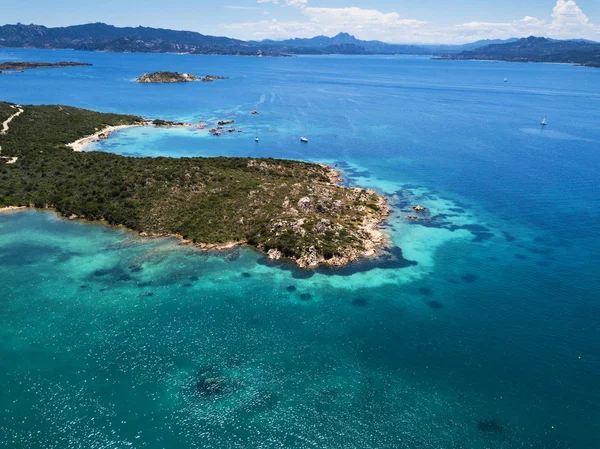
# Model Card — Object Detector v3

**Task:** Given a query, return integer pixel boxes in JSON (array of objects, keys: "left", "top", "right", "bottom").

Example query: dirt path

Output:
[
  {"left": 0, "top": 106, "right": 24, "bottom": 164},
  {"left": 1, "top": 105, "right": 24, "bottom": 135}
]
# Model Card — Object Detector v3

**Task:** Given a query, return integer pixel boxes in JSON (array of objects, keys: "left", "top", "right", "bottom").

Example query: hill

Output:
[
  {"left": 443, "top": 36, "right": 600, "bottom": 67},
  {"left": 0, "top": 22, "right": 268, "bottom": 55}
]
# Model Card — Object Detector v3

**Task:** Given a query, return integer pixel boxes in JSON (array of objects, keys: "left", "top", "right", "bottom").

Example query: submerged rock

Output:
[
  {"left": 195, "top": 367, "right": 232, "bottom": 398},
  {"left": 352, "top": 298, "right": 369, "bottom": 307},
  {"left": 197, "top": 376, "right": 225, "bottom": 397},
  {"left": 299, "top": 293, "right": 312, "bottom": 301},
  {"left": 477, "top": 418, "right": 504, "bottom": 434},
  {"left": 461, "top": 273, "right": 479, "bottom": 283}
]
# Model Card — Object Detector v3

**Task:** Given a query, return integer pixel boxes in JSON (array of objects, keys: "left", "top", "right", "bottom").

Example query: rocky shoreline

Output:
[{"left": 137, "top": 165, "right": 391, "bottom": 269}]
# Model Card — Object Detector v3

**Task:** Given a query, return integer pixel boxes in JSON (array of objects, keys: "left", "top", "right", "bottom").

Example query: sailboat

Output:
[{"left": 540, "top": 117, "right": 547, "bottom": 126}]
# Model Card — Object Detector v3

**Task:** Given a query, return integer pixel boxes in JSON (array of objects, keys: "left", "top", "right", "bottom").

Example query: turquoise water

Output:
[{"left": 1, "top": 49, "right": 599, "bottom": 448}]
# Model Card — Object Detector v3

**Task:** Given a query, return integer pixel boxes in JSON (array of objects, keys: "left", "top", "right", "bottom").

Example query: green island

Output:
[{"left": 0, "top": 102, "right": 389, "bottom": 268}]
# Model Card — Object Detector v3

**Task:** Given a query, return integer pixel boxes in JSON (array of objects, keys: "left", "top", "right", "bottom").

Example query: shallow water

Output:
[{"left": 0, "top": 49, "right": 599, "bottom": 448}]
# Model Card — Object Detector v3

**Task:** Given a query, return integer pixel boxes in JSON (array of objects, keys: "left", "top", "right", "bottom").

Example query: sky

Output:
[{"left": 3, "top": 0, "right": 599, "bottom": 44}]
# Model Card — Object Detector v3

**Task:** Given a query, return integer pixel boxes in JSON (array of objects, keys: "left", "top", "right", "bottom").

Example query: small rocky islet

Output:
[{"left": 136, "top": 71, "right": 228, "bottom": 83}]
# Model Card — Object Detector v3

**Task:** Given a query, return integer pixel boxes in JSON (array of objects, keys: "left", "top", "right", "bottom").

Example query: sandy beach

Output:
[
  {"left": 0, "top": 206, "right": 27, "bottom": 214},
  {"left": 67, "top": 124, "right": 145, "bottom": 152}
]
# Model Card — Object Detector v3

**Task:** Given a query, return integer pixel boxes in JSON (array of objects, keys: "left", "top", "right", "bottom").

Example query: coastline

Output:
[{"left": 67, "top": 121, "right": 193, "bottom": 152}]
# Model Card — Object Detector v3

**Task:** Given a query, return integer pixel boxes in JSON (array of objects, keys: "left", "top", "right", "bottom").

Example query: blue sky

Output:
[{"left": 4, "top": 0, "right": 599, "bottom": 43}]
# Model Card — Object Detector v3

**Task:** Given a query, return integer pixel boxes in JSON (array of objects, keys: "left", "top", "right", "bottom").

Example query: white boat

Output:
[
  {"left": 300, "top": 137, "right": 308, "bottom": 143},
  {"left": 504, "top": 77, "right": 508, "bottom": 82},
  {"left": 255, "top": 137, "right": 259, "bottom": 142},
  {"left": 540, "top": 118, "right": 547, "bottom": 126}
]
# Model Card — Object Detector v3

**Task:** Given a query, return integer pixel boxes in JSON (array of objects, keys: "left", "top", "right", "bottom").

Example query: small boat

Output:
[
  {"left": 300, "top": 137, "right": 308, "bottom": 143},
  {"left": 504, "top": 77, "right": 508, "bottom": 82},
  {"left": 255, "top": 137, "right": 259, "bottom": 142},
  {"left": 540, "top": 118, "right": 547, "bottom": 126}
]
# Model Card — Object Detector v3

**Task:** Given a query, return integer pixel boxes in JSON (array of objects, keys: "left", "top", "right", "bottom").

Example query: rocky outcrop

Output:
[
  {"left": 201, "top": 75, "right": 228, "bottom": 82},
  {"left": 136, "top": 72, "right": 199, "bottom": 83}
]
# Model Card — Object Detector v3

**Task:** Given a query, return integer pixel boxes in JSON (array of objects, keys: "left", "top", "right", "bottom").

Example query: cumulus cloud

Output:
[
  {"left": 231, "top": 1, "right": 599, "bottom": 43},
  {"left": 455, "top": 0, "right": 598, "bottom": 42}
]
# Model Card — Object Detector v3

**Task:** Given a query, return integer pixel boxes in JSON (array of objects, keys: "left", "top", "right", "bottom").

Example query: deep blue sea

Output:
[{"left": 1, "top": 49, "right": 599, "bottom": 449}]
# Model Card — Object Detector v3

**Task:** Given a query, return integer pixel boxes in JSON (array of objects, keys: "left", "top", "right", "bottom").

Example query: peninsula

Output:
[
  {"left": 0, "top": 61, "right": 92, "bottom": 72},
  {"left": 0, "top": 102, "right": 389, "bottom": 268}
]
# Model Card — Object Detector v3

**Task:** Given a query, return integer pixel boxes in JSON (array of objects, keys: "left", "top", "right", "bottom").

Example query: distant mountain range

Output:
[
  {"left": 442, "top": 36, "right": 600, "bottom": 67},
  {"left": 0, "top": 23, "right": 261, "bottom": 55},
  {"left": 0, "top": 23, "right": 515, "bottom": 56},
  {"left": 0, "top": 23, "right": 598, "bottom": 67}
]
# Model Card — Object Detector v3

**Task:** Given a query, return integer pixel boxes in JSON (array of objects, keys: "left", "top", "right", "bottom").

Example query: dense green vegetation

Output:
[{"left": 0, "top": 102, "right": 387, "bottom": 266}]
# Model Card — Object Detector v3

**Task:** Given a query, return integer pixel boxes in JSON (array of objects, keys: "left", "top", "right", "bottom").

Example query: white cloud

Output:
[
  {"left": 455, "top": 0, "right": 598, "bottom": 42},
  {"left": 303, "top": 7, "right": 427, "bottom": 30},
  {"left": 257, "top": 0, "right": 306, "bottom": 7},
  {"left": 230, "top": 1, "right": 599, "bottom": 44},
  {"left": 286, "top": 0, "right": 307, "bottom": 7},
  {"left": 227, "top": 6, "right": 427, "bottom": 42}
]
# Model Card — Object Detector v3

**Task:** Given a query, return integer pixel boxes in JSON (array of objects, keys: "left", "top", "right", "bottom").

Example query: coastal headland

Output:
[
  {"left": 0, "top": 102, "right": 389, "bottom": 268},
  {"left": 0, "top": 61, "right": 92, "bottom": 73}
]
